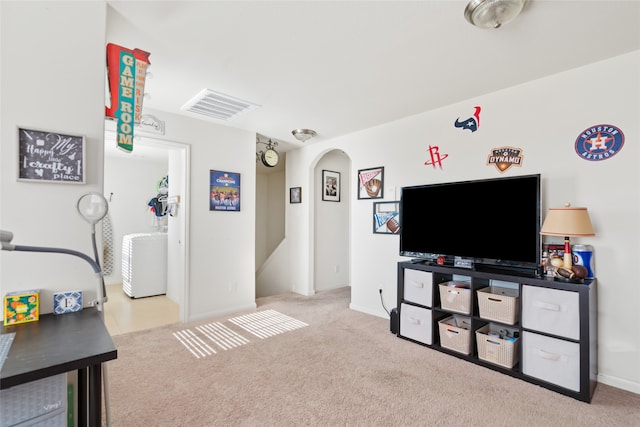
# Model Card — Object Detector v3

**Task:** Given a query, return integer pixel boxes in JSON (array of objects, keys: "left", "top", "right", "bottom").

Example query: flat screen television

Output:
[{"left": 399, "top": 174, "right": 541, "bottom": 273}]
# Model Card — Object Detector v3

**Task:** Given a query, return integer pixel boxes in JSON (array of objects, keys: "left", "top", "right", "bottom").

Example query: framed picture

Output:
[
  {"left": 358, "top": 166, "right": 384, "bottom": 199},
  {"left": 322, "top": 170, "right": 340, "bottom": 202},
  {"left": 18, "top": 127, "right": 85, "bottom": 183},
  {"left": 290, "top": 187, "right": 302, "bottom": 204},
  {"left": 373, "top": 201, "right": 400, "bottom": 234},
  {"left": 210, "top": 170, "right": 241, "bottom": 212}
]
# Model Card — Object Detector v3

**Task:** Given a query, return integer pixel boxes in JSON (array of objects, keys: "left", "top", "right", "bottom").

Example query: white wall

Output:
[
  {"left": 255, "top": 168, "right": 287, "bottom": 298},
  {"left": 149, "top": 108, "right": 258, "bottom": 321},
  {"left": 286, "top": 51, "right": 640, "bottom": 393},
  {"left": 0, "top": 2, "right": 107, "bottom": 309},
  {"left": 255, "top": 169, "right": 285, "bottom": 271}
]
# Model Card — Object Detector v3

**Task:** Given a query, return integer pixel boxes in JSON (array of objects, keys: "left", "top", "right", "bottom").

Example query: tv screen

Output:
[{"left": 399, "top": 174, "right": 541, "bottom": 272}]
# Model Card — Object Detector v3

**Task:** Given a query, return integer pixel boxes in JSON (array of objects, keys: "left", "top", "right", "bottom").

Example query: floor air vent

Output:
[{"left": 181, "top": 89, "right": 259, "bottom": 121}]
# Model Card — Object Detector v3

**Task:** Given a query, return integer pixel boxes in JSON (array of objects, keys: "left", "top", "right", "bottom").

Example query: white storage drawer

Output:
[
  {"left": 403, "top": 269, "right": 433, "bottom": 307},
  {"left": 522, "top": 331, "right": 580, "bottom": 392},
  {"left": 400, "top": 303, "right": 434, "bottom": 345},
  {"left": 522, "top": 285, "right": 580, "bottom": 340},
  {"left": 0, "top": 373, "right": 67, "bottom": 426}
]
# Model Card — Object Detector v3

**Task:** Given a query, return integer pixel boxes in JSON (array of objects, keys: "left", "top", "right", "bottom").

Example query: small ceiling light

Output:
[
  {"left": 464, "top": 0, "right": 526, "bottom": 29},
  {"left": 292, "top": 129, "right": 317, "bottom": 142}
]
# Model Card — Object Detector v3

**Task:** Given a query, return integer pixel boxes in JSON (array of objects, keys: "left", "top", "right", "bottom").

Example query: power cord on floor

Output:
[{"left": 379, "top": 288, "right": 390, "bottom": 316}]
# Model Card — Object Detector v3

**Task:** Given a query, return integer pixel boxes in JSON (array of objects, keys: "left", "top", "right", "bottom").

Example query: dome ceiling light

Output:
[
  {"left": 291, "top": 129, "right": 317, "bottom": 142},
  {"left": 464, "top": 0, "right": 526, "bottom": 29}
]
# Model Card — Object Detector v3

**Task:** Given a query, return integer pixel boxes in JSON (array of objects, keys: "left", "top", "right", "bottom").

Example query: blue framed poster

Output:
[{"left": 210, "top": 170, "right": 241, "bottom": 212}]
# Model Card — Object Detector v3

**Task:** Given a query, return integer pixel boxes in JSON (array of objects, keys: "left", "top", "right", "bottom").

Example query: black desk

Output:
[{"left": 1, "top": 308, "right": 117, "bottom": 426}]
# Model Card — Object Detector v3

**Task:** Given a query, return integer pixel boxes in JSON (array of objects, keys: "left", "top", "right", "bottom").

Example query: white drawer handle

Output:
[
  {"left": 536, "top": 348, "right": 567, "bottom": 362},
  {"left": 488, "top": 297, "right": 503, "bottom": 303},
  {"left": 410, "top": 280, "right": 424, "bottom": 289},
  {"left": 533, "top": 301, "right": 561, "bottom": 312},
  {"left": 408, "top": 316, "right": 421, "bottom": 325}
]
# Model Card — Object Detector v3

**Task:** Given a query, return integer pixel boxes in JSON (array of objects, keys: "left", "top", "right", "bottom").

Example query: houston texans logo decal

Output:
[{"left": 454, "top": 106, "right": 481, "bottom": 132}]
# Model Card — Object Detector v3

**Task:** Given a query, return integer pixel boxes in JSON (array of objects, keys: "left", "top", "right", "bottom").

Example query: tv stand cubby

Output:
[{"left": 396, "top": 261, "right": 597, "bottom": 403}]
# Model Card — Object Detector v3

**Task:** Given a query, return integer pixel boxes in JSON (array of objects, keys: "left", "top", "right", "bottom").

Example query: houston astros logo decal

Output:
[{"left": 575, "top": 124, "right": 624, "bottom": 161}]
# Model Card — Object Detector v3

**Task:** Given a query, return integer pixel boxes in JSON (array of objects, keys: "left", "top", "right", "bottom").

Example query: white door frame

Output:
[{"left": 104, "top": 129, "right": 191, "bottom": 323}]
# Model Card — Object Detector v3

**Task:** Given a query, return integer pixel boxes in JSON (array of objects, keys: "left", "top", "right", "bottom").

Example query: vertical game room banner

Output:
[{"left": 105, "top": 43, "right": 151, "bottom": 152}]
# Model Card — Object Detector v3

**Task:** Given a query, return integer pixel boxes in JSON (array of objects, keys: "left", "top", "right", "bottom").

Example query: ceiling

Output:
[{"left": 106, "top": 1, "right": 640, "bottom": 155}]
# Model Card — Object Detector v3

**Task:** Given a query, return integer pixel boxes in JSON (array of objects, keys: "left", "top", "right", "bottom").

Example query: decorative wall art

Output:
[
  {"left": 424, "top": 145, "right": 449, "bottom": 170},
  {"left": 290, "top": 187, "right": 302, "bottom": 204},
  {"left": 210, "top": 170, "right": 241, "bottom": 212},
  {"left": 357, "top": 166, "right": 384, "bottom": 199},
  {"left": 18, "top": 127, "right": 85, "bottom": 183},
  {"left": 373, "top": 201, "right": 400, "bottom": 234},
  {"left": 454, "top": 106, "right": 482, "bottom": 132},
  {"left": 487, "top": 146, "right": 523, "bottom": 173},
  {"left": 105, "top": 43, "right": 151, "bottom": 153},
  {"left": 574, "top": 124, "right": 624, "bottom": 162},
  {"left": 322, "top": 170, "right": 340, "bottom": 202}
]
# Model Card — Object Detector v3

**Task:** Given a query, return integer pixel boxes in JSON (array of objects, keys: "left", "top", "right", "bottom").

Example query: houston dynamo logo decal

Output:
[
  {"left": 487, "top": 146, "right": 523, "bottom": 173},
  {"left": 575, "top": 124, "right": 624, "bottom": 161}
]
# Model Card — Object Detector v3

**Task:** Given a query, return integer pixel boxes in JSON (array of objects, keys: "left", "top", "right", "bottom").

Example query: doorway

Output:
[
  {"left": 103, "top": 128, "right": 190, "bottom": 330},
  {"left": 313, "top": 149, "right": 351, "bottom": 293}
]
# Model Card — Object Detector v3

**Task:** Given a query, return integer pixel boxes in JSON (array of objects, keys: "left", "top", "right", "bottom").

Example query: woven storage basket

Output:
[
  {"left": 475, "top": 324, "right": 519, "bottom": 368},
  {"left": 438, "top": 282, "right": 471, "bottom": 314},
  {"left": 438, "top": 315, "right": 472, "bottom": 354},
  {"left": 476, "top": 286, "right": 519, "bottom": 325}
]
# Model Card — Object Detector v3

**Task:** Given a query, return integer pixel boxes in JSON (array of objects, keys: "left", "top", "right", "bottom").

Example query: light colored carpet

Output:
[{"left": 104, "top": 287, "right": 640, "bottom": 426}]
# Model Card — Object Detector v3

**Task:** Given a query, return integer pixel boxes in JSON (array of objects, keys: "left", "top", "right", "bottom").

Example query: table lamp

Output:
[{"left": 540, "top": 203, "right": 595, "bottom": 269}]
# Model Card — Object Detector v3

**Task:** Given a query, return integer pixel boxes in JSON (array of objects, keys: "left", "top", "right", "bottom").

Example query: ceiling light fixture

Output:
[
  {"left": 464, "top": 0, "right": 526, "bottom": 29},
  {"left": 291, "top": 129, "right": 317, "bottom": 142}
]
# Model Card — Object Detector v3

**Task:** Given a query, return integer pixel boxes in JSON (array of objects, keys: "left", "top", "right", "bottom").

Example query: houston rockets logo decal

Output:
[
  {"left": 575, "top": 124, "right": 624, "bottom": 161},
  {"left": 454, "top": 106, "right": 481, "bottom": 132},
  {"left": 424, "top": 145, "right": 449, "bottom": 169},
  {"left": 487, "top": 146, "right": 523, "bottom": 173}
]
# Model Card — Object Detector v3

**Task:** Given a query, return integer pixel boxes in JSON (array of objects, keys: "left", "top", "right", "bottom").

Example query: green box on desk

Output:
[{"left": 4, "top": 289, "right": 40, "bottom": 326}]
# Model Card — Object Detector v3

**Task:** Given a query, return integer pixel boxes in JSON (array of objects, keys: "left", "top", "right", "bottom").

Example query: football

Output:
[
  {"left": 571, "top": 264, "right": 588, "bottom": 279},
  {"left": 386, "top": 217, "right": 400, "bottom": 234}
]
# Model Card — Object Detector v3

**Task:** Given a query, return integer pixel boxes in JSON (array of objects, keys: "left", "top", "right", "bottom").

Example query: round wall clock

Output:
[{"left": 261, "top": 148, "right": 279, "bottom": 167}]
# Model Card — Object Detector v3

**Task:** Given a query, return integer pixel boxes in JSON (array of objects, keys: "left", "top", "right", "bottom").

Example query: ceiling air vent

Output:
[{"left": 181, "top": 89, "right": 259, "bottom": 121}]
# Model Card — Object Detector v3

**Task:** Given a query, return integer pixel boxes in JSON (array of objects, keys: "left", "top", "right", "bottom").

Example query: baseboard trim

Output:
[
  {"left": 597, "top": 373, "right": 640, "bottom": 395},
  {"left": 349, "top": 303, "right": 387, "bottom": 319},
  {"left": 187, "top": 302, "right": 257, "bottom": 323}
]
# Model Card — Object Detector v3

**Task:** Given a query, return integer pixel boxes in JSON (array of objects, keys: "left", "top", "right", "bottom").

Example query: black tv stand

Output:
[{"left": 395, "top": 261, "right": 597, "bottom": 403}]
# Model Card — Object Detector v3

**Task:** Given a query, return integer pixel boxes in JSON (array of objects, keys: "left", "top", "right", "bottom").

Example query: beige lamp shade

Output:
[{"left": 540, "top": 206, "right": 595, "bottom": 237}]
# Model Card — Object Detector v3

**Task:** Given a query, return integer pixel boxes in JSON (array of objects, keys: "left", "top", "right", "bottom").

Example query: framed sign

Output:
[
  {"left": 322, "top": 170, "right": 340, "bottom": 202},
  {"left": 18, "top": 127, "right": 85, "bottom": 183},
  {"left": 358, "top": 166, "right": 384, "bottom": 199},
  {"left": 210, "top": 170, "right": 241, "bottom": 211},
  {"left": 290, "top": 187, "right": 302, "bottom": 204},
  {"left": 373, "top": 201, "right": 400, "bottom": 234}
]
